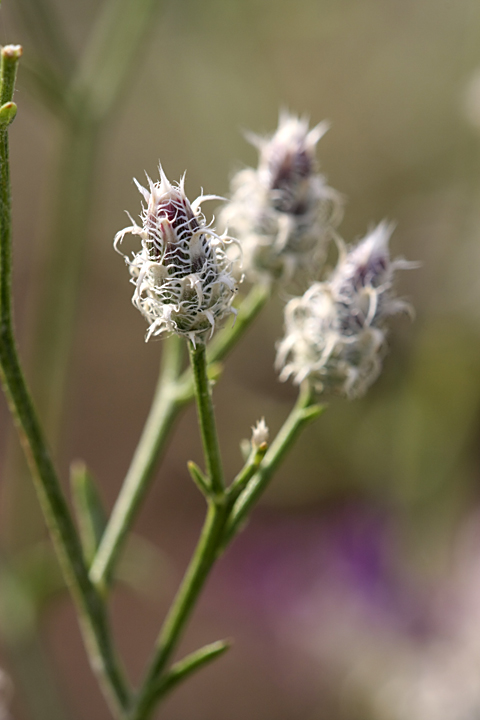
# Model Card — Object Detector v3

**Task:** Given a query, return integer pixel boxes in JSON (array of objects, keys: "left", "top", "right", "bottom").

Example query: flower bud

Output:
[
  {"left": 115, "top": 166, "right": 239, "bottom": 343},
  {"left": 251, "top": 418, "right": 269, "bottom": 449},
  {"left": 276, "top": 223, "right": 415, "bottom": 398},
  {"left": 220, "top": 112, "right": 343, "bottom": 287}
]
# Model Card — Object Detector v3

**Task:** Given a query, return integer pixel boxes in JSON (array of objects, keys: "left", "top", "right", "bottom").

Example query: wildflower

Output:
[
  {"left": 220, "top": 112, "right": 343, "bottom": 286},
  {"left": 115, "top": 166, "right": 238, "bottom": 344},
  {"left": 276, "top": 222, "right": 414, "bottom": 398}
]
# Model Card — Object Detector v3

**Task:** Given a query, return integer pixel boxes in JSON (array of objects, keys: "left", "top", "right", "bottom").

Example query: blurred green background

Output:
[{"left": 2, "top": 0, "right": 480, "bottom": 718}]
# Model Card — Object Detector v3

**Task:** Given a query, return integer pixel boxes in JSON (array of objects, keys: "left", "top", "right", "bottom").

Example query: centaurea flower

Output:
[
  {"left": 115, "top": 166, "right": 238, "bottom": 344},
  {"left": 276, "top": 222, "right": 414, "bottom": 398},
  {"left": 220, "top": 112, "right": 343, "bottom": 286}
]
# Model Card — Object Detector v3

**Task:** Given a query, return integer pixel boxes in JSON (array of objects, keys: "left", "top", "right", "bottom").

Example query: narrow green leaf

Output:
[
  {"left": 155, "top": 639, "right": 231, "bottom": 701},
  {"left": 300, "top": 403, "right": 327, "bottom": 422},
  {"left": 187, "top": 461, "right": 211, "bottom": 497},
  {"left": 70, "top": 461, "right": 107, "bottom": 565},
  {"left": 228, "top": 441, "right": 268, "bottom": 505}
]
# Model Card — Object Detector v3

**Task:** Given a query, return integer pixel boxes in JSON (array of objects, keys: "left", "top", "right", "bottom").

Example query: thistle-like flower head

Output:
[
  {"left": 220, "top": 112, "right": 343, "bottom": 287},
  {"left": 276, "top": 222, "right": 415, "bottom": 398},
  {"left": 115, "top": 166, "right": 238, "bottom": 344}
]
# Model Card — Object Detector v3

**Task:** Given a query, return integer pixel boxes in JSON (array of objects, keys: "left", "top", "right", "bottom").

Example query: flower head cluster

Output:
[
  {"left": 220, "top": 112, "right": 343, "bottom": 286},
  {"left": 276, "top": 222, "right": 414, "bottom": 398},
  {"left": 114, "top": 167, "right": 238, "bottom": 344}
]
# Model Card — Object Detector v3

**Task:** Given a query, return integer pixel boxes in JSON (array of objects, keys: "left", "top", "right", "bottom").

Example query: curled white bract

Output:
[
  {"left": 115, "top": 166, "right": 239, "bottom": 344},
  {"left": 220, "top": 112, "right": 343, "bottom": 286},
  {"left": 276, "top": 222, "right": 415, "bottom": 398}
]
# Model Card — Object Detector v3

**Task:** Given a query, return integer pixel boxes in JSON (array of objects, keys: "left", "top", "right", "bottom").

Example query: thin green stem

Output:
[
  {"left": 227, "top": 442, "right": 268, "bottom": 506},
  {"left": 0, "top": 47, "right": 130, "bottom": 717},
  {"left": 224, "top": 385, "right": 326, "bottom": 545},
  {"left": 89, "top": 289, "right": 269, "bottom": 591},
  {"left": 71, "top": 461, "right": 108, "bottom": 566},
  {"left": 188, "top": 342, "right": 225, "bottom": 494},
  {"left": 71, "top": 0, "right": 162, "bottom": 121},
  {"left": 4, "top": 0, "right": 165, "bottom": 552},
  {"left": 207, "top": 284, "right": 270, "bottom": 365},
  {"left": 18, "top": 0, "right": 165, "bottom": 446},
  {"left": 17, "top": 58, "right": 68, "bottom": 117},
  {"left": 0, "top": 46, "right": 20, "bottom": 329},
  {"left": 89, "top": 336, "right": 186, "bottom": 591},
  {"left": 130, "top": 501, "right": 228, "bottom": 720},
  {"left": 152, "top": 639, "right": 231, "bottom": 704},
  {"left": 12, "top": 0, "right": 75, "bottom": 79},
  {"left": 130, "top": 382, "right": 324, "bottom": 720},
  {"left": 0, "top": 340, "right": 131, "bottom": 715},
  {"left": 29, "top": 117, "right": 99, "bottom": 445}
]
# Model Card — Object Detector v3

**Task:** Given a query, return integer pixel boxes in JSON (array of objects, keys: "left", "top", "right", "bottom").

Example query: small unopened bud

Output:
[
  {"left": 1, "top": 45, "right": 22, "bottom": 60},
  {"left": 251, "top": 418, "right": 269, "bottom": 449},
  {"left": 0, "top": 102, "right": 16, "bottom": 127},
  {"left": 115, "top": 166, "right": 239, "bottom": 344},
  {"left": 276, "top": 223, "right": 415, "bottom": 398},
  {"left": 220, "top": 112, "right": 343, "bottom": 287}
]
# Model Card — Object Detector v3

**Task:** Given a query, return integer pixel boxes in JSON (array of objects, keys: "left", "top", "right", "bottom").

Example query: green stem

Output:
[
  {"left": 0, "top": 46, "right": 20, "bottom": 328},
  {"left": 129, "top": 339, "right": 234, "bottom": 719},
  {"left": 227, "top": 442, "right": 268, "bottom": 506},
  {"left": 0, "top": 342, "right": 130, "bottom": 715},
  {"left": 188, "top": 342, "right": 225, "bottom": 494},
  {"left": 0, "top": 47, "right": 130, "bottom": 718},
  {"left": 130, "top": 501, "right": 228, "bottom": 720},
  {"left": 71, "top": 0, "right": 162, "bottom": 121},
  {"left": 89, "top": 288, "right": 269, "bottom": 591},
  {"left": 89, "top": 336, "right": 185, "bottom": 591},
  {"left": 18, "top": 0, "right": 165, "bottom": 447},
  {"left": 224, "top": 384, "right": 326, "bottom": 544},
  {"left": 130, "top": 385, "right": 324, "bottom": 719},
  {"left": 29, "top": 116, "right": 99, "bottom": 445},
  {"left": 152, "top": 639, "right": 230, "bottom": 704},
  {"left": 207, "top": 284, "right": 270, "bottom": 365},
  {"left": 12, "top": 0, "right": 75, "bottom": 79}
]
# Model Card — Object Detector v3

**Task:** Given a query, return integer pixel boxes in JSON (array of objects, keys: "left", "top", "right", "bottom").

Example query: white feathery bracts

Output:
[
  {"left": 276, "top": 222, "right": 415, "bottom": 398},
  {"left": 114, "top": 166, "right": 239, "bottom": 344},
  {"left": 220, "top": 112, "right": 343, "bottom": 286}
]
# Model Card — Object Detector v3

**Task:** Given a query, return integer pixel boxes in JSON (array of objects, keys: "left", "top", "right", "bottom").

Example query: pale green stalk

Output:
[
  {"left": 90, "top": 285, "right": 270, "bottom": 590},
  {"left": 25, "top": 0, "right": 163, "bottom": 445},
  {"left": 129, "top": 356, "right": 322, "bottom": 720},
  {"left": 206, "top": 283, "right": 270, "bottom": 365},
  {"left": 4, "top": 0, "right": 166, "bottom": 550},
  {"left": 12, "top": 0, "right": 75, "bottom": 79},
  {"left": 188, "top": 342, "right": 225, "bottom": 494},
  {"left": 30, "top": 117, "right": 99, "bottom": 442},
  {"left": 131, "top": 500, "right": 229, "bottom": 720},
  {"left": 224, "top": 384, "right": 326, "bottom": 545},
  {"left": 72, "top": 0, "right": 162, "bottom": 121},
  {"left": 0, "top": 45, "right": 130, "bottom": 718},
  {"left": 129, "top": 343, "right": 230, "bottom": 719},
  {"left": 1, "top": 5, "right": 166, "bottom": 710},
  {"left": 89, "top": 335, "right": 186, "bottom": 591},
  {"left": 152, "top": 639, "right": 231, "bottom": 703}
]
